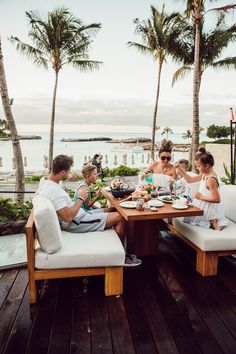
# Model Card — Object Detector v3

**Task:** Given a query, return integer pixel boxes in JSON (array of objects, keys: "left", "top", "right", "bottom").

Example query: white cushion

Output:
[
  {"left": 173, "top": 218, "right": 236, "bottom": 251},
  {"left": 35, "top": 229, "right": 125, "bottom": 269},
  {"left": 33, "top": 196, "right": 63, "bottom": 254},
  {"left": 219, "top": 184, "right": 236, "bottom": 223}
]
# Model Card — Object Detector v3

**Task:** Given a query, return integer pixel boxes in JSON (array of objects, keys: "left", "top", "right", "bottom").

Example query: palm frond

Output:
[{"left": 172, "top": 66, "right": 192, "bottom": 86}]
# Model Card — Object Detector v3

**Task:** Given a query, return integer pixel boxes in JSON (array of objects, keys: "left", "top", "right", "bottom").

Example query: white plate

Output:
[
  {"left": 147, "top": 200, "right": 164, "bottom": 207},
  {"left": 172, "top": 204, "right": 188, "bottom": 210},
  {"left": 119, "top": 201, "right": 137, "bottom": 208},
  {"left": 158, "top": 196, "right": 174, "bottom": 203}
]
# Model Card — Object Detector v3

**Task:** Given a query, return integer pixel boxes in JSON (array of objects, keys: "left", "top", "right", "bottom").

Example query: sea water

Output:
[{"left": 0, "top": 130, "right": 199, "bottom": 172}]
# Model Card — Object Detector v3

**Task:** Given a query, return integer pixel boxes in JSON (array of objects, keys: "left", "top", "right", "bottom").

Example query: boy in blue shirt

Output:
[{"left": 73, "top": 164, "right": 101, "bottom": 211}]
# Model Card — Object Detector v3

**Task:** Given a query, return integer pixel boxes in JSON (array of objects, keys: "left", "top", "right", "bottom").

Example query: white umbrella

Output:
[
  {"left": 43, "top": 155, "right": 49, "bottom": 169},
  {"left": 12, "top": 157, "right": 16, "bottom": 169}
]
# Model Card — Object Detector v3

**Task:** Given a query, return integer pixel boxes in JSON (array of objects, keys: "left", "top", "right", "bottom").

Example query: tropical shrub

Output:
[
  {"left": 0, "top": 196, "right": 33, "bottom": 221},
  {"left": 103, "top": 165, "right": 140, "bottom": 177},
  {"left": 221, "top": 163, "right": 236, "bottom": 185}
]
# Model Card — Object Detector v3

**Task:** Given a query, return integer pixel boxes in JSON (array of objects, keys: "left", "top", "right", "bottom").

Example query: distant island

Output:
[
  {"left": 0, "top": 135, "right": 42, "bottom": 141},
  {"left": 61, "top": 137, "right": 112, "bottom": 142}
]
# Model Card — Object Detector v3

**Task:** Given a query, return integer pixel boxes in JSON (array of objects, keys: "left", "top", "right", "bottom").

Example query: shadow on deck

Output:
[{"left": 0, "top": 232, "right": 236, "bottom": 354}]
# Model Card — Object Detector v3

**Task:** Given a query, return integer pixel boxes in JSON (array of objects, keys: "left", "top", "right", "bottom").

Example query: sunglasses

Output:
[{"left": 160, "top": 156, "right": 171, "bottom": 161}]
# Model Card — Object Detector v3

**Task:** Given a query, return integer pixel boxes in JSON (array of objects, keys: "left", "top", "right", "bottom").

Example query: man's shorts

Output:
[{"left": 64, "top": 209, "right": 108, "bottom": 233}]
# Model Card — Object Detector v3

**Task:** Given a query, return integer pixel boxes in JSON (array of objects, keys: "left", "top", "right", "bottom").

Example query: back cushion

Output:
[
  {"left": 33, "top": 196, "right": 63, "bottom": 253},
  {"left": 220, "top": 184, "right": 236, "bottom": 222}
]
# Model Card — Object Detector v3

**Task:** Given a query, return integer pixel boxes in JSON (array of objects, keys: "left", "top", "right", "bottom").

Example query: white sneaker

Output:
[{"left": 124, "top": 254, "right": 142, "bottom": 267}]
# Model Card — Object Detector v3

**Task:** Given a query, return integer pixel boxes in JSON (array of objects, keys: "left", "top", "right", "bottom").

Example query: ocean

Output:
[{"left": 0, "top": 130, "right": 204, "bottom": 173}]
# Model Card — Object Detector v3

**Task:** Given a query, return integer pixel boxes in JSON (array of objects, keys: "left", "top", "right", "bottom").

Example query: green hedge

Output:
[
  {"left": 103, "top": 165, "right": 140, "bottom": 177},
  {"left": 0, "top": 197, "right": 33, "bottom": 222}
]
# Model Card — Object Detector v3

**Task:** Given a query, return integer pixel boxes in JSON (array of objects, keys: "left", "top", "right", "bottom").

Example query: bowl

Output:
[{"left": 110, "top": 186, "right": 135, "bottom": 198}]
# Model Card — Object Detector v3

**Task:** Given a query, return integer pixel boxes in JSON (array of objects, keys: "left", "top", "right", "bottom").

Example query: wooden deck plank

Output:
[
  {"left": 142, "top": 258, "right": 202, "bottom": 354},
  {"left": 123, "top": 267, "right": 160, "bottom": 354},
  {"left": 107, "top": 295, "right": 135, "bottom": 354},
  {"left": 0, "top": 269, "right": 18, "bottom": 309},
  {"left": 126, "top": 261, "right": 179, "bottom": 354},
  {"left": 157, "top": 253, "right": 223, "bottom": 354},
  {"left": 90, "top": 277, "right": 113, "bottom": 354},
  {"left": 162, "top": 234, "right": 236, "bottom": 353},
  {"left": 3, "top": 287, "right": 35, "bottom": 354},
  {"left": 25, "top": 280, "right": 59, "bottom": 354},
  {"left": 47, "top": 279, "right": 73, "bottom": 354},
  {"left": 0, "top": 269, "right": 28, "bottom": 354},
  {"left": 70, "top": 278, "right": 91, "bottom": 354}
]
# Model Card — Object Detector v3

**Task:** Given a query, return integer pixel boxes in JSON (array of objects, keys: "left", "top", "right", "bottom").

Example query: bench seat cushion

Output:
[
  {"left": 172, "top": 218, "right": 236, "bottom": 251},
  {"left": 35, "top": 229, "right": 125, "bottom": 269}
]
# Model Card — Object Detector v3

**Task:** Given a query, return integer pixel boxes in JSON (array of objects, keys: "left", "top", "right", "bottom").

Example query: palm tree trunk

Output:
[
  {"left": 151, "top": 59, "right": 163, "bottom": 160},
  {"left": 49, "top": 70, "right": 59, "bottom": 170},
  {"left": 0, "top": 38, "right": 25, "bottom": 203},
  {"left": 191, "top": 9, "right": 201, "bottom": 171}
]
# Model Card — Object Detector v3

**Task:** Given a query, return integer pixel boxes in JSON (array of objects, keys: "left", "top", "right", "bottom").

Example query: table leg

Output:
[{"left": 127, "top": 219, "right": 160, "bottom": 257}]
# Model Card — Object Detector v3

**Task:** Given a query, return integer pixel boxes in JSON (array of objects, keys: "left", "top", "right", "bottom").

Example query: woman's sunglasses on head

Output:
[{"left": 160, "top": 156, "right": 171, "bottom": 161}]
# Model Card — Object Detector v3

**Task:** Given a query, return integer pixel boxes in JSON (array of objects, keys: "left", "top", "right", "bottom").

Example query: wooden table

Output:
[{"left": 102, "top": 188, "right": 204, "bottom": 257}]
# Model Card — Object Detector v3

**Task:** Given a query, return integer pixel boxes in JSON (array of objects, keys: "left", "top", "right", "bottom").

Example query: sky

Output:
[{"left": 0, "top": 0, "right": 236, "bottom": 133}]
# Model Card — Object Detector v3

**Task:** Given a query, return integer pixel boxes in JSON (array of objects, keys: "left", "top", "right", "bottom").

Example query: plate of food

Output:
[
  {"left": 119, "top": 201, "right": 137, "bottom": 208},
  {"left": 158, "top": 195, "right": 179, "bottom": 203},
  {"left": 147, "top": 199, "right": 164, "bottom": 207}
]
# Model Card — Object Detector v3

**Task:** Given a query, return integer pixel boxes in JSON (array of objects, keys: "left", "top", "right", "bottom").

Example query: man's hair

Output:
[
  {"left": 52, "top": 155, "right": 73, "bottom": 174},
  {"left": 82, "top": 164, "right": 97, "bottom": 177},
  {"left": 178, "top": 159, "right": 189, "bottom": 170}
]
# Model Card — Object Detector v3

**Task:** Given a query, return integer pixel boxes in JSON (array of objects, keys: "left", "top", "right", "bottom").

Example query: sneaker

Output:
[{"left": 124, "top": 253, "right": 142, "bottom": 267}]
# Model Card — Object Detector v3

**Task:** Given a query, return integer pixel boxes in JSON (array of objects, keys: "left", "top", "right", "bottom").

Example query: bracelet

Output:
[{"left": 77, "top": 196, "right": 85, "bottom": 202}]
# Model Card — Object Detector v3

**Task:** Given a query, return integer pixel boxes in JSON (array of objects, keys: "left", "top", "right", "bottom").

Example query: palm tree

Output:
[
  {"left": 182, "top": 129, "right": 192, "bottom": 144},
  {"left": 10, "top": 7, "right": 101, "bottom": 168},
  {"left": 128, "top": 5, "right": 183, "bottom": 160},
  {"left": 161, "top": 126, "right": 173, "bottom": 140},
  {"left": 176, "top": 0, "right": 236, "bottom": 168},
  {"left": 0, "top": 38, "right": 25, "bottom": 203}
]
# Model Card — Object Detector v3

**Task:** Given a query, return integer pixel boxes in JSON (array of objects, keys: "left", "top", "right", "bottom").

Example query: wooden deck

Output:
[{"left": 0, "top": 231, "right": 236, "bottom": 354}]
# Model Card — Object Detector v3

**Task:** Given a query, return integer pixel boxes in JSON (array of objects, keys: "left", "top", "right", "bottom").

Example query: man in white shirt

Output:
[{"left": 36, "top": 155, "right": 142, "bottom": 267}]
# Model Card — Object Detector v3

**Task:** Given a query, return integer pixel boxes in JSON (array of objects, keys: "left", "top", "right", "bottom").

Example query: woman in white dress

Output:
[
  {"left": 139, "top": 139, "right": 177, "bottom": 191},
  {"left": 175, "top": 146, "right": 228, "bottom": 230}
]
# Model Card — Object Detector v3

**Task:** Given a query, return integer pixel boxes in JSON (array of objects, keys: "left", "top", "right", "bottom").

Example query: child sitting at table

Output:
[
  {"left": 175, "top": 146, "right": 228, "bottom": 230},
  {"left": 73, "top": 164, "right": 101, "bottom": 211}
]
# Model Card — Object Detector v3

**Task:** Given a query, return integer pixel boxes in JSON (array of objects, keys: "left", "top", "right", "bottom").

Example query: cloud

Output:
[{"left": 2, "top": 95, "right": 231, "bottom": 128}]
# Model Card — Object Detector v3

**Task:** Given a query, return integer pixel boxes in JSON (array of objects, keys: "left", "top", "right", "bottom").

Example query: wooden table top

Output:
[{"left": 102, "top": 188, "right": 204, "bottom": 222}]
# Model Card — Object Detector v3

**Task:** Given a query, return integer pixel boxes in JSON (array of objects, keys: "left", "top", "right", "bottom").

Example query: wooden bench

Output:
[
  {"left": 165, "top": 184, "right": 236, "bottom": 276},
  {"left": 25, "top": 196, "right": 125, "bottom": 303}
]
